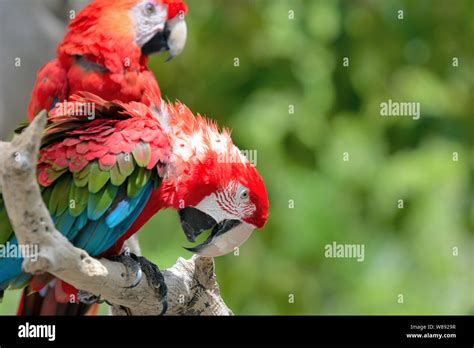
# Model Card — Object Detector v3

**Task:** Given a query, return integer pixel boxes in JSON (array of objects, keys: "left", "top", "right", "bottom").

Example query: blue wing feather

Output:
[
  {"left": 54, "top": 211, "right": 76, "bottom": 236},
  {"left": 100, "top": 182, "right": 154, "bottom": 253},
  {"left": 72, "top": 181, "right": 153, "bottom": 255},
  {"left": 0, "top": 237, "right": 29, "bottom": 289}
]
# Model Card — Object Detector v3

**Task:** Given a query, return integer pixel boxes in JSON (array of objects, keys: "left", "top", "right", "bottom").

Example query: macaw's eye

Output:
[
  {"left": 240, "top": 190, "right": 249, "bottom": 200},
  {"left": 145, "top": 3, "right": 156, "bottom": 15}
]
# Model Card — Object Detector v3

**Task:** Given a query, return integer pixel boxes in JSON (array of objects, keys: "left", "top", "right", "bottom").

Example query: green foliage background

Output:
[{"left": 1, "top": 0, "right": 473, "bottom": 315}]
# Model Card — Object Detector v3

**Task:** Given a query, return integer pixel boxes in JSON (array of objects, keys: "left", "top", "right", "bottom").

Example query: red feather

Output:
[{"left": 26, "top": 0, "right": 192, "bottom": 121}]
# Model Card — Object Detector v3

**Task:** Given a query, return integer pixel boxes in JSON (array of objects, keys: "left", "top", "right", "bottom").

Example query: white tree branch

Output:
[{"left": 0, "top": 111, "right": 232, "bottom": 315}]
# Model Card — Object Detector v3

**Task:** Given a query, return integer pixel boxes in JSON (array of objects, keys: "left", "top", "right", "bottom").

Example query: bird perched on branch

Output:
[
  {"left": 0, "top": 92, "right": 269, "bottom": 315},
  {"left": 27, "top": 0, "right": 188, "bottom": 122}
]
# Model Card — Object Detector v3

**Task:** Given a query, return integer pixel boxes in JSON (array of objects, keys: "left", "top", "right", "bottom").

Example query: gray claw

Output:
[
  {"left": 106, "top": 252, "right": 168, "bottom": 315},
  {"left": 131, "top": 254, "right": 168, "bottom": 315},
  {"left": 107, "top": 252, "right": 142, "bottom": 289}
]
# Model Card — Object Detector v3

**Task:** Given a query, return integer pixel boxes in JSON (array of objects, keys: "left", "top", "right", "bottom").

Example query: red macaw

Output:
[
  {"left": 27, "top": 0, "right": 188, "bottom": 122},
  {"left": 0, "top": 92, "right": 269, "bottom": 315}
]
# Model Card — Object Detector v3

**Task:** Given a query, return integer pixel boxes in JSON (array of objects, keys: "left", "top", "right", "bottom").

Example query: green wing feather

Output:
[
  {"left": 0, "top": 198, "right": 12, "bottom": 245},
  {"left": 117, "top": 153, "right": 135, "bottom": 177},
  {"left": 87, "top": 182, "right": 119, "bottom": 221},
  {"left": 73, "top": 165, "right": 91, "bottom": 188},
  {"left": 110, "top": 164, "right": 127, "bottom": 186},
  {"left": 132, "top": 142, "right": 152, "bottom": 167},
  {"left": 128, "top": 166, "right": 152, "bottom": 198},
  {"left": 69, "top": 184, "right": 88, "bottom": 217},
  {"left": 88, "top": 162, "right": 110, "bottom": 194},
  {"left": 49, "top": 175, "right": 71, "bottom": 215}
]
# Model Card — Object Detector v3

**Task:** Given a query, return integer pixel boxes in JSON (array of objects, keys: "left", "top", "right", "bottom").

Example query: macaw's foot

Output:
[
  {"left": 108, "top": 252, "right": 168, "bottom": 315},
  {"left": 76, "top": 252, "right": 143, "bottom": 306},
  {"left": 107, "top": 252, "right": 143, "bottom": 289},
  {"left": 132, "top": 254, "right": 168, "bottom": 315}
]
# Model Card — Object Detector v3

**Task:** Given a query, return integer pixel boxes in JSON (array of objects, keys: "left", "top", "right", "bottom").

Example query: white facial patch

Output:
[
  {"left": 194, "top": 193, "right": 234, "bottom": 223},
  {"left": 131, "top": 2, "right": 168, "bottom": 47},
  {"left": 194, "top": 183, "right": 256, "bottom": 221},
  {"left": 196, "top": 222, "right": 255, "bottom": 257}
]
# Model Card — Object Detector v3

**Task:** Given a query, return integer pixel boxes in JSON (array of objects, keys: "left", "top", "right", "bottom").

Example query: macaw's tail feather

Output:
[{"left": 17, "top": 278, "right": 99, "bottom": 316}]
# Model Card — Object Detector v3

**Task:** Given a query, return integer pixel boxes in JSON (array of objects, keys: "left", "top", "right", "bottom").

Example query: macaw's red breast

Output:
[{"left": 65, "top": 60, "right": 162, "bottom": 109}]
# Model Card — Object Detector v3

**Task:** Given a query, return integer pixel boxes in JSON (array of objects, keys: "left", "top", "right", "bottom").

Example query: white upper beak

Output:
[
  {"left": 166, "top": 16, "right": 188, "bottom": 61},
  {"left": 193, "top": 222, "right": 255, "bottom": 258}
]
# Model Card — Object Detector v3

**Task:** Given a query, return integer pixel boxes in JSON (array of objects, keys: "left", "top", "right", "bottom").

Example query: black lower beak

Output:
[
  {"left": 141, "top": 28, "right": 170, "bottom": 56},
  {"left": 179, "top": 207, "right": 217, "bottom": 243}
]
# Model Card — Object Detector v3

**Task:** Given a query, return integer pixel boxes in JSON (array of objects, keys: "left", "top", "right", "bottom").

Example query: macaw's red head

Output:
[
  {"left": 157, "top": 103, "right": 270, "bottom": 257},
  {"left": 60, "top": 0, "right": 188, "bottom": 68}
]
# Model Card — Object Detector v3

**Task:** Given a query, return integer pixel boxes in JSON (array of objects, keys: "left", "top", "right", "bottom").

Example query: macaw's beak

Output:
[
  {"left": 179, "top": 207, "right": 217, "bottom": 243},
  {"left": 141, "top": 16, "right": 187, "bottom": 61},
  {"left": 179, "top": 207, "right": 254, "bottom": 257}
]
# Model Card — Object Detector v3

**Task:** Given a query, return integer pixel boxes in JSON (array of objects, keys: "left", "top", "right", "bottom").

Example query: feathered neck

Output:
[{"left": 57, "top": 1, "right": 144, "bottom": 73}]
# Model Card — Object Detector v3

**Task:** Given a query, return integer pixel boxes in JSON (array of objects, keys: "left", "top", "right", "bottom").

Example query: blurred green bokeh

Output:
[{"left": 1, "top": 0, "right": 473, "bottom": 315}]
